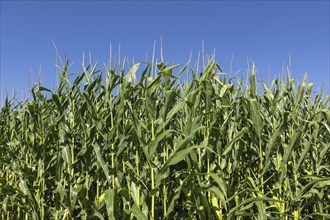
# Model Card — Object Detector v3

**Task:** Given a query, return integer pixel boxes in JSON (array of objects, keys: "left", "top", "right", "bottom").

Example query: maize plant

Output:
[{"left": 0, "top": 56, "right": 329, "bottom": 220}]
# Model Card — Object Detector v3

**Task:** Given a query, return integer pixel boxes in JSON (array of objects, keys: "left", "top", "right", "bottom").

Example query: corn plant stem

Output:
[
  {"left": 235, "top": 192, "right": 239, "bottom": 207},
  {"left": 111, "top": 143, "right": 115, "bottom": 188},
  {"left": 17, "top": 206, "right": 20, "bottom": 220},
  {"left": 151, "top": 167, "right": 155, "bottom": 220},
  {"left": 163, "top": 147, "right": 167, "bottom": 217},
  {"left": 122, "top": 128, "right": 126, "bottom": 174},
  {"left": 95, "top": 131, "right": 100, "bottom": 208},
  {"left": 259, "top": 141, "right": 264, "bottom": 195},
  {"left": 151, "top": 120, "right": 155, "bottom": 220},
  {"left": 55, "top": 210, "right": 58, "bottom": 220},
  {"left": 198, "top": 148, "right": 202, "bottom": 170},
  {"left": 40, "top": 109, "right": 45, "bottom": 220},
  {"left": 294, "top": 205, "right": 299, "bottom": 220},
  {"left": 96, "top": 175, "right": 100, "bottom": 206},
  {"left": 84, "top": 132, "right": 89, "bottom": 200},
  {"left": 207, "top": 157, "right": 210, "bottom": 202},
  {"left": 206, "top": 120, "right": 210, "bottom": 202},
  {"left": 71, "top": 100, "right": 75, "bottom": 178},
  {"left": 293, "top": 153, "right": 299, "bottom": 220},
  {"left": 163, "top": 143, "right": 168, "bottom": 217},
  {"left": 136, "top": 149, "right": 140, "bottom": 207},
  {"left": 42, "top": 177, "right": 45, "bottom": 219},
  {"left": 111, "top": 111, "right": 115, "bottom": 189},
  {"left": 219, "top": 200, "right": 223, "bottom": 220},
  {"left": 127, "top": 163, "right": 131, "bottom": 210},
  {"left": 70, "top": 101, "right": 75, "bottom": 219}
]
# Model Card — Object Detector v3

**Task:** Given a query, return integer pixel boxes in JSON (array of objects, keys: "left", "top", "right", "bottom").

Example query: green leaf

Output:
[
  {"left": 149, "top": 129, "right": 174, "bottom": 159},
  {"left": 222, "top": 128, "right": 248, "bottom": 156},
  {"left": 38, "top": 86, "right": 52, "bottom": 92},
  {"left": 280, "top": 130, "right": 302, "bottom": 183},
  {"left": 250, "top": 63, "right": 256, "bottom": 97},
  {"left": 129, "top": 204, "right": 147, "bottom": 220},
  {"left": 263, "top": 115, "right": 287, "bottom": 174},
  {"left": 161, "top": 139, "right": 213, "bottom": 173},
  {"left": 294, "top": 136, "right": 312, "bottom": 174},
  {"left": 249, "top": 99, "right": 263, "bottom": 141},
  {"left": 93, "top": 142, "right": 111, "bottom": 184},
  {"left": 125, "top": 63, "right": 140, "bottom": 83},
  {"left": 209, "top": 173, "right": 227, "bottom": 203},
  {"left": 19, "top": 180, "right": 40, "bottom": 220},
  {"left": 93, "top": 211, "right": 105, "bottom": 220},
  {"left": 104, "top": 189, "right": 115, "bottom": 220},
  {"left": 295, "top": 74, "right": 306, "bottom": 107},
  {"left": 52, "top": 93, "right": 62, "bottom": 112},
  {"left": 227, "top": 196, "right": 283, "bottom": 219}
]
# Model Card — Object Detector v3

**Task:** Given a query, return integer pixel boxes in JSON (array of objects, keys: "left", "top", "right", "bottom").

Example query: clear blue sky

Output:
[{"left": 1, "top": 1, "right": 329, "bottom": 102}]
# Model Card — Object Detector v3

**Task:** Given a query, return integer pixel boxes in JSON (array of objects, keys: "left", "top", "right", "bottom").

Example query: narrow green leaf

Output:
[
  {"left": 250, "top": 64, "right": 256, "bottom": 97},
  {"left": 222, "top": 128, "right": 248, "bottom": 156},
  {"left": 93, "top": 142, "right": 111, "bottom": 184},
  {"left": 280, "top": 130, "right": 302, "bottom": 183},
  {"left": 249, "top": 99, "right": 263, "bottom": 140},
  {"left": 105, "top": 189, "right": 115, "bottom": 220},
  {"left": 263, "top": 116, "right": 286, "bottom": 174},
  {"left": 52, "top": 93, "right": 62, "bottom": 112},
  {"left": 130, "top": 204, "right": 148, "bottom": 220},
  {"left": 295, "top": 74, "right": 306, "bottom": 107},
  {"left": 149, "top": 129, "right": 174, "bottom": 159}
]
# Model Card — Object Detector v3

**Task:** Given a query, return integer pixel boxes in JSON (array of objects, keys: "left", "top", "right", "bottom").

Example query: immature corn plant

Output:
[{"left": 0, "top": 56, "right": 329, "bottom": 220}]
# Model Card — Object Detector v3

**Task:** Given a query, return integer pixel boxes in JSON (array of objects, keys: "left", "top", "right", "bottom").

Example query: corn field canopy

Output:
[{"left": 0, "top": 59, "right": 330, "bottom": 220}]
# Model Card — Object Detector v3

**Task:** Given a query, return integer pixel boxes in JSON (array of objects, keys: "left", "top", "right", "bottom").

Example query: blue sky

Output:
[{"left": 1, "top": 1, "right": 329, "bottom": 102}]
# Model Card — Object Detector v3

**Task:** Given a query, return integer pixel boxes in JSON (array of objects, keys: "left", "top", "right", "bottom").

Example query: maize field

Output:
[{"left": 0, "top": 57, "right": 329, "bottom": 219}]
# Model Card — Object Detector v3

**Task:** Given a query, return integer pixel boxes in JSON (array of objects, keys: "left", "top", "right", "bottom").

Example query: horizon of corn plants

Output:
[{"left": 0, "top": 53, "right": 329, "bottom": 220}]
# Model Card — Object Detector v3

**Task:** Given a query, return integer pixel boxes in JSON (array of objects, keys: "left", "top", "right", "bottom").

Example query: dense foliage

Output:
[{"left": 1, "top": 59, "right": 329, "bottom": 219}]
